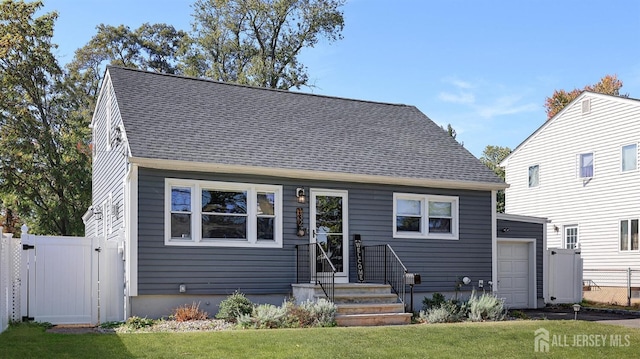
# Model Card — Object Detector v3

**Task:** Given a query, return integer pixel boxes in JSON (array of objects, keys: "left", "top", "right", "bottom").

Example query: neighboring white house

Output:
[{"left": 500, "top": 91, "right": 640, "bottom": 299}]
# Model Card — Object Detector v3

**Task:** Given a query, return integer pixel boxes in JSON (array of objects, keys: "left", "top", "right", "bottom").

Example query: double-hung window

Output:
[
  {"left": 166, "top": 179, "right": 282, "bottom": 247},
  {"left": 393, "top": 193, "right": 459, "bottom": 240},
  {"left": 528, "top": 165, "right": 539, "bottom": 188},
  {"left": 579, "top": 152, "right": 594, "bottom": 178},
  {"left": 622, "top": 144, "right": 637, "bottom": 172},
  {"left": 620, "top": 219, "right": 639, "bottom": 251}
]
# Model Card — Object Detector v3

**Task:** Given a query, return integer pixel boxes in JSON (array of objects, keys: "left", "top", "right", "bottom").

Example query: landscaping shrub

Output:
[
  {"left": 173, "top": 302, "right": 208, "bottom": 322},
  {"left": 467, "top": 291, "right": 506, "bottom": 322},
  {"left": 125, "top": 316, "right": 155, "bottom": 329},
  {"left": 420, "top": 301, "right": 465, "bottom": 323},
  {"left": 300, "top": 298, "right": 337, "bottom": 327},
  {"left": 238, "top": 298, "right": 337, "bottom": 329},
  {"left": 422, "top": 292, "right": 447, "bottom": 311},
  {"left": 216, "top": 291, "right": 254, "bottom": 323}
]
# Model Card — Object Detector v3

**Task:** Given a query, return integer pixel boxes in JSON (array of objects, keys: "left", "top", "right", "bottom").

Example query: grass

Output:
[{"left": 1, "top": 320, "right": 640, "bottom": 358}]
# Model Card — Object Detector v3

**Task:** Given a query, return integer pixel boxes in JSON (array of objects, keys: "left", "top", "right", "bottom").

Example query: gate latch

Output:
[{"left": 22, "top": 244, "right": 34, "bottom": 250}]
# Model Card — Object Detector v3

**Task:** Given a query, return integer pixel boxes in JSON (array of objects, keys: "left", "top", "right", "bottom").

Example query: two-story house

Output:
[{"left": 501, "top": 91, "right": 640, "bottom": 304}]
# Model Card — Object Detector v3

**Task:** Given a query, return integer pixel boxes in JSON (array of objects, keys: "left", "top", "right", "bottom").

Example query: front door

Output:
[{"left": 310, "top": 189, "right": 349, "bottom": 282}]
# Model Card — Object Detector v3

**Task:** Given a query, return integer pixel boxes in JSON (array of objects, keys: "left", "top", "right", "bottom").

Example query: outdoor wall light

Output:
[
  {"left": 179, "top": 284, "right": 187, "bottom": 293},
  {"left": 554, "top": 225, "right": 559, "bottom": 233},
  {"left": 462, "top": 276, "right": 471, "bottom": 285},
  {"left": 501, "top": 227, "right": 510, "bottom": 233},
  {"left": 296, "top": 187, "right": 306, "bottom": 204},
  {"left": 93, "top": 207, "right": 103, "bottom": 221}
]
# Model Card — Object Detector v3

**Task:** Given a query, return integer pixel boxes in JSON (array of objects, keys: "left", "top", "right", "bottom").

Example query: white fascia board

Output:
[
  {"left": 90, "top": 71, "right": 112, "bottom": 129},
  {"left": 129, "top": 157, "right": 508, "bottom": 191},
  {"left": 497, "top": 213, "right": 549, "bottom": 224}
]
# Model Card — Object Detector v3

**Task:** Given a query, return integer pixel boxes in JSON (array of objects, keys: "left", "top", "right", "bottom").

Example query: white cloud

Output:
[
  {"left": 475, "top": 95, "right": 539, "bottom": 119},
  {"left": 438, "top": 91, "right": 475, "bottom": 104}
]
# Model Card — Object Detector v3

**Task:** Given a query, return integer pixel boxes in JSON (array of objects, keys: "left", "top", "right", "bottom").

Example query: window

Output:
[
  {"left": 620, "top": 219, "right": 639, "bottom": 251},
  {"left": 564, "top": 226, "right": 578, "bottom": 249},
  {"left": 622, "top": 144, "right": 637, "bottom": 172},
  {"left": 165, "top": 179, "right": 282, "bottom": 247},
  {"left": 528, "top": 165, "right": 539, "bottom": 188},
  {"left": 579, "top": 153, "right": 594, "bottom": 178},
  {"left": 393, "top": 193, "right": 459, "bottom": 240}
]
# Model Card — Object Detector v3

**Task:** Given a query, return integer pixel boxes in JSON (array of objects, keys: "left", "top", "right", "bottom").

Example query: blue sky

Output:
[{"left": 43, "top": 0, "right": 640, "bottom": 158}]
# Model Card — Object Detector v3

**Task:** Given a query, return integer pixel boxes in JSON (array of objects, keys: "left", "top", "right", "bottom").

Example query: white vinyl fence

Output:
[
  {"left": 0, "top": 227, "right": 21, "bottom": 334},
  {"left": 1, "top": 225, "right": 125, "bottom": 334}
]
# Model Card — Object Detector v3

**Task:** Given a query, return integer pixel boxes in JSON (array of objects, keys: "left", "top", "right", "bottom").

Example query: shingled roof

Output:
[{"left": 106, "top": 66, "right": 505, "bottom": 190}]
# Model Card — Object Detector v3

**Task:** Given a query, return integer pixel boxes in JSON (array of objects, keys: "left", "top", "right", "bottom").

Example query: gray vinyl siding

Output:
[
  {"left": 88, "top": 77, "right": 127, "bottom": 241},
  {"left": 137, "top": 168, "right": 494, "bottom": 296},
  {"left": 497, "top": 219, "right": 544, "bottom": 300}
]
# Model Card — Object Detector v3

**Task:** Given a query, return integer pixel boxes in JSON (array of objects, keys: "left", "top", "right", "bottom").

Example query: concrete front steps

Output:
[{"left": 292, "top": 283, "right": 411, "bottom": 326}]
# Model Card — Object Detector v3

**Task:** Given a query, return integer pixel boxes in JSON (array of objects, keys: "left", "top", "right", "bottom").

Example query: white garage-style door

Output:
[{"left": 497, "top": 241, "right": 533, "bottom": 308}]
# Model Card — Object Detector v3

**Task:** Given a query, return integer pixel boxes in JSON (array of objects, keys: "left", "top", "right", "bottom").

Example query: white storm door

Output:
[{"left": 310, "top": 189, "right": 349, "bottom": 281}]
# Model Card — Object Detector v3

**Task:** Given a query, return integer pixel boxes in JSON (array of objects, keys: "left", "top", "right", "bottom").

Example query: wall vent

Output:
[{"left": 581, "top": 98, "right": 591, "bottom": 114}]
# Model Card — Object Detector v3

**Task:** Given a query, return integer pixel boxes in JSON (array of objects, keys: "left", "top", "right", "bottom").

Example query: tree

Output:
[
  {"left": 67, "top": 23, "right": 187, "bottom": 102},
  {"left": 0, "top": 0, "right": 90, "bottom": 235},
  {"left": 182, "top": 0, "right": 346, "bottom": 89},
  {"left": 479, "top": 145, "right": 512, "bottom": 213},
  {"left": 441, "top": 123, "right": 457, "bottom": 139},
  {"left": 544, "top": 74, "right": 625, "bottom": 120}
]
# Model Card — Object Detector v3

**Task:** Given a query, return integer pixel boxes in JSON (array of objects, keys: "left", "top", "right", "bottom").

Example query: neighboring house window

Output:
[
  {"left": 622, "top": 144, "right": 637, "bottom": 172},
  {"left": 564, "top": 226, "right": 578, "bottom": 249},
  {"left": 579, "top": 153, "right": 594, "bottom": 178},
  {"left": 393, "top": 193, "right": 459, "bottom": 240},
  {"left": 165, "top": 179, "right": 282, "bottom": 247},
  {"left": 620, "top": 219, "right": 639, "bottom": 251},
  {"left": 528, "top": 165, "right": 539, "bottom": 187}
]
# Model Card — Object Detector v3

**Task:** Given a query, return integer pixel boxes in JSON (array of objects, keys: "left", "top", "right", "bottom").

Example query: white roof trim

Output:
[
  {"left": 129, "top": 156, "right": 508, "bottom": 191},
  {"left": 497, "top": 212, "right": 549, "bottom": 224},
  {"left": 500, "top": 91, "right": 640, "bottom": 167}
]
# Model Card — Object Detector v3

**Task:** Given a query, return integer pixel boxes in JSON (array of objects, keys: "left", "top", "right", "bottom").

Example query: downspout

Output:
[{"left": 491, "top": 190, "right": 498, "bottom": 294}]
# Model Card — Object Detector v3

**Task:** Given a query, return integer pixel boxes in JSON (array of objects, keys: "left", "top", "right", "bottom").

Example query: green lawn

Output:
[{"left": 1, "top": 321, "right": 639, "bottom": 358}]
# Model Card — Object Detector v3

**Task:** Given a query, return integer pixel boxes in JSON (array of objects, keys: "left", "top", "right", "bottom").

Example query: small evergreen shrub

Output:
[
  {"left": 216, "top": 291, "right": 254, "bottom": 323},
  {"left": 422, "top": 292, "right": 447, "bottom": 311},
  {"left": 173, "top": 302, "right": 208, "bottom": 322},
  {"left": 467, "top": 291, "right": 506, "bottom": 322}
]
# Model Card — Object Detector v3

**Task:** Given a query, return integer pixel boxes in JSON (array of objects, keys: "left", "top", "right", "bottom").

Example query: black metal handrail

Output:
[
  {"left": 362, "top": 244, "right": 408, "bottom": 308},
  {"left": 295, "top": 243, "right": 336, "bottom": 302}
]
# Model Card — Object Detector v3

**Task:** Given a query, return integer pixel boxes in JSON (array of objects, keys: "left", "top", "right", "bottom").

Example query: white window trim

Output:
[
  {"left": 621, "top": 143, "right": 638, "bottom": 173},
  {"left": 528, "top": 164, "right": 540, "bottom": 188},
  {"left": 164, "top": 178, "right": 283, "bottom": 248},
  {"left": 577, "top": 152, "right": 595, "bottom": 179},
  {"left": 619, "top": 219, "right": 639, "bottom": 252},
  {"left": 393, "top": 193, "right": 459, "bottom": 240},
  {"left": 563, "top": 225, "right": 578, "bottom": 249}
]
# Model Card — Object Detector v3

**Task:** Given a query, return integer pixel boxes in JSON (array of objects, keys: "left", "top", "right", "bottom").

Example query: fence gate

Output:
[
  {"left": 547, "top": 248, "right": 583, "bottom": 304},
  {"left": 21, "top": 230, "right": 96, "bottom": 325}
]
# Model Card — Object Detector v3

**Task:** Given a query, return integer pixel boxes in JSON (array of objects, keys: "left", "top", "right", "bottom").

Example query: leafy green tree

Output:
[
  {"left": 182, "top": 0, "right": 346, "bottom": 89},
  {"left": 544, "top": 74, "right": 625, "bottom": 120},
  {"left": 67, "top": 23, "right": 187, "bottom": 102},
  {"left": 479, "top": 145, "right": 512, "bottom": 213},
  {"left": 0, "top": 0, "right": 90, "bottom": 235}
]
